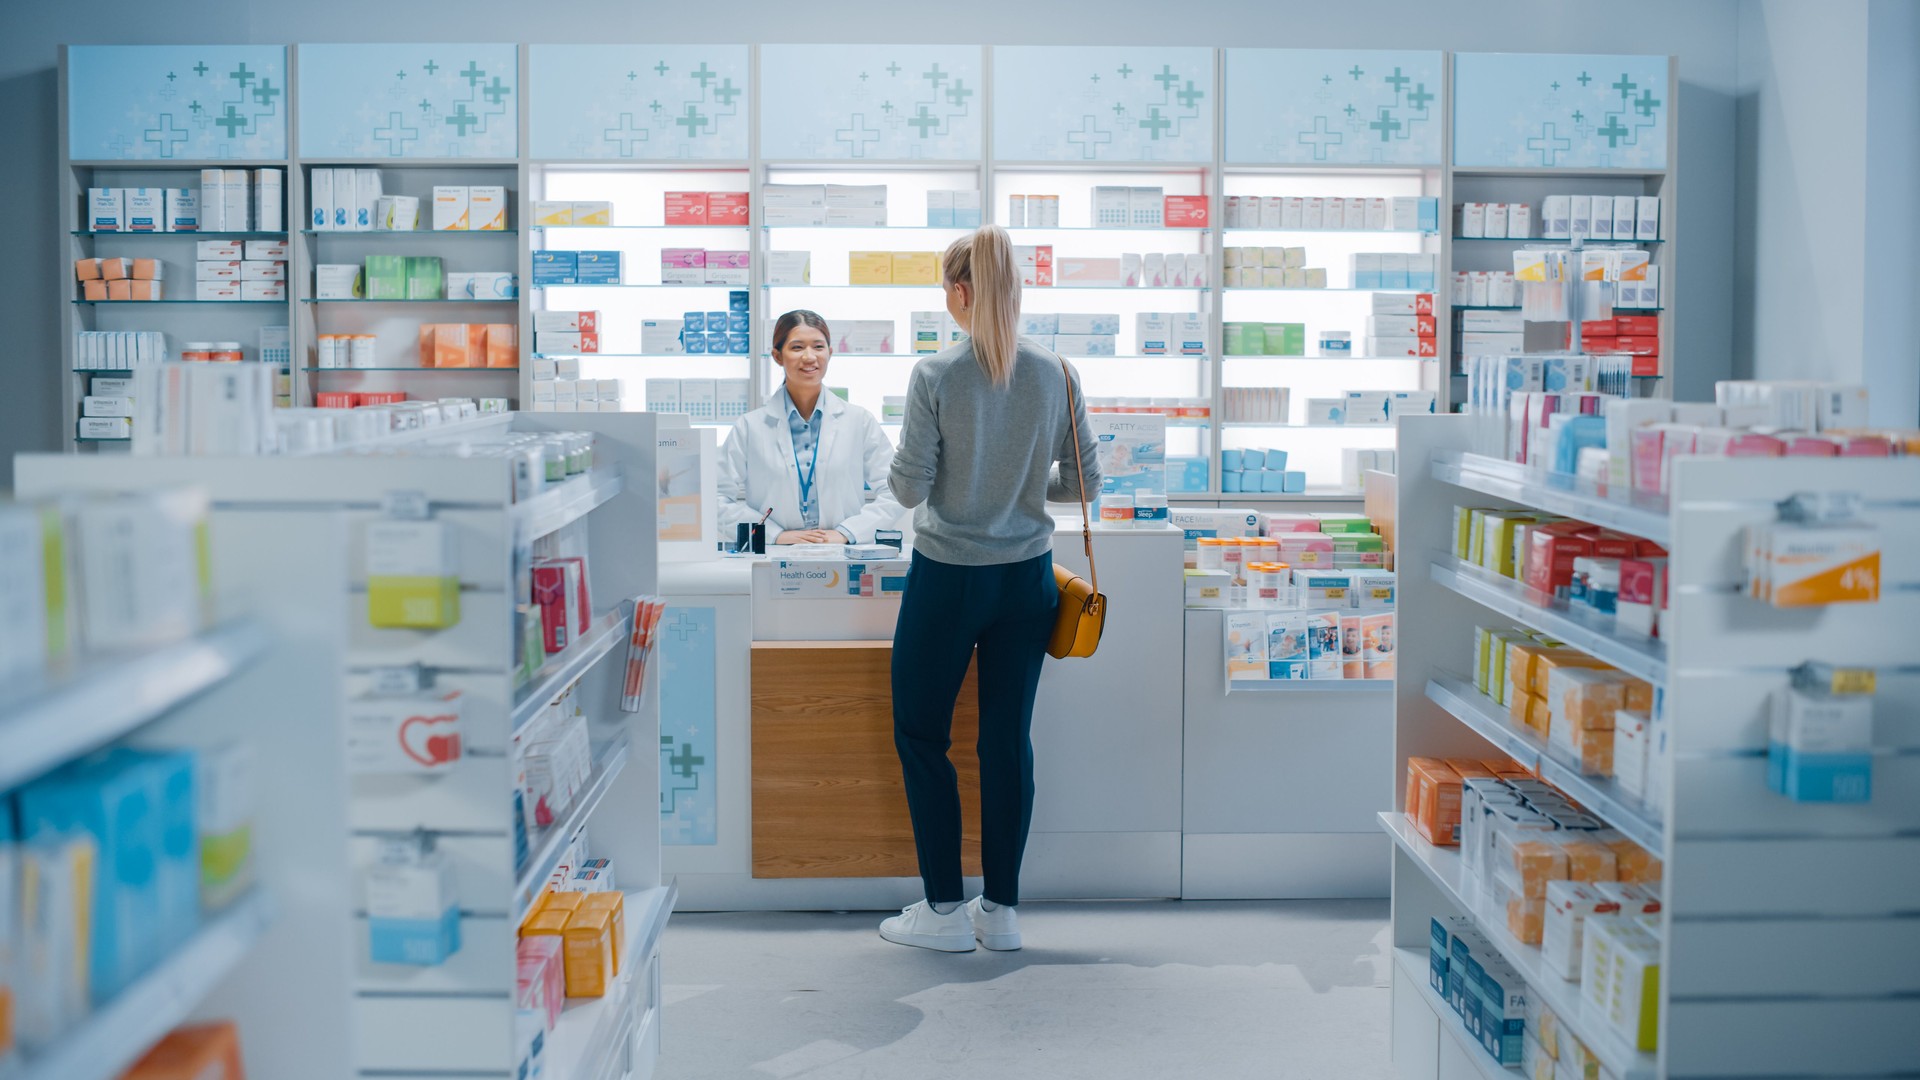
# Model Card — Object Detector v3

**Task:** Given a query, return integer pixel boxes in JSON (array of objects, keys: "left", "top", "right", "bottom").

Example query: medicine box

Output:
[{"left": 432, "top": 186, "right": 470, "bottom": 231}]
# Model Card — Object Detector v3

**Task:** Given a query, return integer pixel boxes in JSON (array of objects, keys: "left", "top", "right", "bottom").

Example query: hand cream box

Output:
[{"left": 765, "top": 250, "right": 811, "bottom": 286}]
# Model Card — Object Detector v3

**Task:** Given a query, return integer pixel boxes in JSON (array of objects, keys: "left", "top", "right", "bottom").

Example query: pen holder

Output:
[{"left": 736, "top": 521, "right": 766, "bottom": 554}]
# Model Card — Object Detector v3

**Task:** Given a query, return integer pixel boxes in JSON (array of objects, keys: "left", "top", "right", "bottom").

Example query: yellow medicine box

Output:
[
  {"left": 540, "top": 890, "right": 585, "bottom": 917},
  {"left": 519, "top": 909, "right": 569, "bottom": 939},
  {"left": 848, "top": 251, "right": 895, "bottom": 285},
  {"left": 580, "top": 891, "right": 626, "bottom": 975},
  {"left": 890, "top": 251, "right": 940, "bottom": 285},
  {"left": 562, "top": 907, "right": 614, "bottom": 998}
]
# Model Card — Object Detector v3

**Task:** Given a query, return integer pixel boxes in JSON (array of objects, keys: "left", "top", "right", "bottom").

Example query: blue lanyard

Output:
[{"left": 793, "top": 421, "right": 821, "bottom": 513}]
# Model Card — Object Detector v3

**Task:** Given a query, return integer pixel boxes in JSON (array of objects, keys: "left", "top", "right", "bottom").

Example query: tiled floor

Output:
[{"left": 657, "top": 899, "right": 1396, "bottom": 1080}]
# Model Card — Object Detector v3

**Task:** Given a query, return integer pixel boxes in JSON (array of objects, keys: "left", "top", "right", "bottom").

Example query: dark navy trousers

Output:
[{"left": 892, "top": 549, "right": 1057, "bottom": 907}]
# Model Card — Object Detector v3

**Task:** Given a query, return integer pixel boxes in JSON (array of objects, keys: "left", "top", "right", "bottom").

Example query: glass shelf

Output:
[
  {"left": 1224, "top": 287, "right": 1426, "bottom": 294},
  {"left": 1003, "top": 225, "right": 1210, "bottom": 233},
  {"left": 532, "top": 352, "right": 750, "bottom": 360},
  {"left": 1452, "top": 235, "right": 1662, "bottom": 244},
  {"left": 73, "top": 299, "right": 282, "bottom": 305},
  {"left": 537, "top": 224, "right": 746, "bottom": 230},
  {"left": 1222, "top": 421, "right": 1400, "bottom": 430},
  {"left": 761, "top": 224, "right": 971, "bottom": 231},
  {"left": 73, "top": 231, "right": 287, "bottom": 239},
  {"left": 301, "top": 229, "right": 517, "bottom": 236},
  {"left": 1225, "top": 227, "right": 1438, "bottom": 236},
  {"left": 1224, "top": 354, "right": 1433, "bottom": 362},
  {"left": 299, "top": 297, "right": 514, "bottom": 304},
  {"left": 305, "top": 366, "right": 518, "bottom": 373},
  {"left": 530, "top": 283, "right": 739, "bottom": 290},
  {"left": 1451, "top": 305, "right": 1521, "bottom": 310},
  {"left": 764, "top": 283, "right": 1212, "bottom": 291}
]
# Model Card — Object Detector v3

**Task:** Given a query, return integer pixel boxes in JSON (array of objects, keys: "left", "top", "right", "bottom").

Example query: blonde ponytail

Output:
[{"left": 942, "top": 224, "right": 1021, "bottom": 386}]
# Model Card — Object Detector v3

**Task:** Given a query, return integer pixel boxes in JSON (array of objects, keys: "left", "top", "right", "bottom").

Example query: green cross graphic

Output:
[
  {"left": 605, "top": 113, "right": 648, "bottom": 154},
  {"left": 1527, "top": 121, "right": 1572, "bottom": 165},
  {"left": 627, "top": 70, "right": 637, "bottom": 81},
  {"left": 193, "top": 61, "right": 208, "bottom": 76},
  {"left": 676, "top": 104, "right": 708, "bottom": 136},
  {"left": 1577, "top": 71, "right": 1592, "bottom": 86},
  {"left": 229, "top": 62, "right": 255, "bottom": 88},
  {"left": 445, "top": 102, "right": 480, "bottom": 135},
  {"left": 1138, "top": 106, "right": 1172, "bottom": 139},
  {"left": 166, "top": 71, "right": 176, "bottom": 81},
  {"left": 1408, "top": 83, "right": 1433, "bottom": 111},
  {"left": 713, "top": 78, "right": 741, "bottom": 107},
  {"left": 1369, "top": 107, "right": 1402, "bottom": 141},
  {"left": 923, "top": 63, "right": 948, "bottom": 89},
  {"left": 1117, "top": 64, "right": 1133, "bottom": 78},
  {"left": 418, "top": 98, "right": 431, "bottom": 111},
  {"left": 424, "top": 59, "right": 439, "bottom": 74},
  {"left": 1612, "top": 73, "right": 1636, "bottom": 99},
  {"left": 214, "top": 104, "right": 247, "bottom": 137},
  {"left": 669, "top": 743, "right": 705, "bottom": 778},
  {"left": 188, "top": 101, "right": 201, "bottom": 114},
  {"left": 1349, "top": 64, "right": 1365, "bottom": 80},
  {"left": 460, "top": 62, "right": 484, "bottom": 87},
  {"left": 859, "top": 71, "right": 869, "bottom": 81},
  {"left": 655, "top": 60, "right": 670, "bottom": 76},
  {"left": 252, "top": 78, "right": 280, "bottom": 108},
  {"left": 1154, "top": 65, "right": 1178, "bottom": 93},
  {"left": 1322, "top": 74, "right": 1332, "bottom": 85},
  {"left": 1550, "top": 81, "right": 1560, "bottom": 91},
  {"left": 1597, "top": 115, "right": 1629, "bottom": 147},
  {"left": 482, "top": 76, "right": 510, "bottom": 105},
  {"left": 1572, "top": 110, "right": 1584, "bottom": 124},
  {"left": 1067, "top": 115, "right": 1113, "bottom": 158},
  {"left": 375, "top": 111, "right": 419, "bottom": 154},
  {"left": 1112, "top": 102, "right": 1124, "bottom": 117},
  {"left": 396, "top": 70, "right": 407, "bottom": 81},
  {"left": 947, "top": 78, "right": 974, "bottom": 108},
  {"left": 650, "top": 99, "right": 661, "bottom": 113},
  {"left": 1385, "top": 66, "right": 1410, "bottom": 94},
  {"left": 886, "top": 62, "right": 901, "bottom": 76},
  {"left": 692, "top": 62, "right": 716, "bottom": 88},
  {"left": 1090, "top": 73, "right": 1100, "bottom": 83},
  {"left": 1634, "top": 88, "right": 1661, "bottom": 117},
  {"left": 1343, "top": 103, "right": 1356, "bottom": 118},
  {"left": 1177, "top": 80, "right": 1203, "bottom": 109},
  {"left": 882, "top": 101, "right": 894, "bottom": 113},
  {"left": 144, "top": 114, "right": 189, "bottom": 156},
  {"left": 1298, "top": 115, "right": 1344, "bottom": 160},
  {"left": 835, "top": 114, "right": 880, "bottom": 156},
  {"left": 908, "top": 105, "right": 941, "bottom": 136}
]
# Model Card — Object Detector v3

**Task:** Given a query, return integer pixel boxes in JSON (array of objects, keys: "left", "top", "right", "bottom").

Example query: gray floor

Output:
[{"left": 656, "top": 900, "right": 1396, "bottom": 1080}]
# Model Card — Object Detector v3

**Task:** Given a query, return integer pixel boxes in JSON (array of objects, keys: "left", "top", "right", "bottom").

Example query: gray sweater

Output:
[{"left": 889, "top": 338, "right": 1103, "bottom": 566}]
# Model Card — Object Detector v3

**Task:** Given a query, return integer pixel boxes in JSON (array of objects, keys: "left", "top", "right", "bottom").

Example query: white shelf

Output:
[
  {"left": 19, "top": 891, "right": 272, "bottom": 1080},
  {"left": 1379, "top": 812, "right": 1657, "bottom": 1080},
  {"left": 1425, "top": 674, "right": 1665, "bottom": 856},
  {"left": 1431, "top": 451, "right": 1670, "bottom": 545},
  {"left": 1391, "top": 947, "right": 1517, "bottom": 1079},
  {"left": 1226, "top": 676, "right": 1394, "bottom": 693},
  {"left": 0, "top": 621, "right": 265, "bottom": 791},
  {"left": 1428, "top": 554, "right": 1667, "bottom": 685},
  {"left": 513, "top": 610, "right": 631, "bottom": 733},
  {"left": 512, "top": 468, "right": 624, "bottom": 544},
  {"left": 544, "top": 883, "right": 676, "bottom": 1080},
  {"left": 322, "top": 413, "right": 515, "bottom": 454},
  {"left": 515, "top": 737, "right": 631, "bottom": 923}
]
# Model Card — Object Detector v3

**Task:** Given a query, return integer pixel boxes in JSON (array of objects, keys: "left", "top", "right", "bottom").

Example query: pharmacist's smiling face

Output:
[{"left": 775, "top": 324, "right": 831, "bottom": 393}]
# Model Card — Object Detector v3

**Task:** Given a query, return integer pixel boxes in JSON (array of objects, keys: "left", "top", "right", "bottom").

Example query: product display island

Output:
[{"left": 659, "top": 517, "right": 1391, "bottom": 910}]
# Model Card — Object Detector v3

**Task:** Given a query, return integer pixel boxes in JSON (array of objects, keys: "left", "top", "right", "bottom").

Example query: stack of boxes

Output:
[
  {"left": 657, "top": 191, "right": 746, "bottom": 227},
  {"left": 1349, "top": 253, "right": 1440, "bottom": 291},
  {"left": 74, "top": 256, "right": 165, "bottom": 301},
  {"left": 414, "top": 323, "right": 517, "bottom": 369},
  {"left": 642, "top": 378, "right": 750, "bottom": 421},
  {"left": 360, "top": 255, "right": 444, "bottom": 300},
  {"left": 1222, "top": 321, "right": 1303, "bottom": 356},
  {"left": 529, "top": 200, "right": 615, "bottom": 227},
  {"left": 762, "top": 183, "right": 885, "bottom": 226},
  {"left": 1224, "top": 194, "right": 1438, "bottom": 232},
  {"left": 633, "top": 292, "right": 752, "bottom": 355},
  {"left": 1456, "top": 308, "right": 1524, "bottom": 359},
  {"left": 1222, "top": 246, "right": 1323, "bottom": 288},
  {"left": 1014, "top": 244, "right": 1054, "bottom": 287},
  {"left": 195, "top": 239, "right": 287, "bottom": 302},
  {"left": 849, "top": 251, "right": 939, "bottom": 285},
  {"left": 1004, "top": 193, "right": 1059, "bottom": 227},
  {"left": 1573, "top": 314, "right": 1661, "bottom": 376},
  {"left": 1019, "top": 312, "right": 1118, "bottom": 356},
  {"left": 925, "top": 190, "right": 983, "bottom": 227},
  {"left": 430, "top": 184, "right": 509, "bottom": 231},
  {"left": 1090, "top": 185, "right": 1171, "bottom": 227},
  {"left": 1366, "top": 292, "right": 1438, "bottom": 356},
  {"left": 1451, "top": 270, "right": 1520, "bottom": 309},
  {"left": 1536, "top": 195, "right": 1660, "bottom": 243},
  {"left": 1134, "top": 312, "right": 1207, "bottom": 356},
  {"left": 1454, "top": 201, "right": 1535, "bottom": 240},
  {"left": 1219, "top": 442, "right": 1302, "bottom": 492},
  {"left": 1303, "top": 390, "right": 1437, "bottom": 425},
  {"left": 532, "top": 250, "right": 625, "bottom": 286},
  {"left": 529, "top": 368, "right": 623, "bottom": 412}
]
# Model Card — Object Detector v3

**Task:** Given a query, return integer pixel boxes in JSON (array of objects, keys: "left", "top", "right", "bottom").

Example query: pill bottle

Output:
[
  {"left": 1132, "top": 491, "right": 1169, "bottom": 528},
  {"left": 208, "top": 342, "right": 244, "bottom": 363},
  {"left": 349, "top": 334, "right": 377, "bottom": 369},
  {"left": 1098, "top": 493, "right": 1134, "bottom": 529}
]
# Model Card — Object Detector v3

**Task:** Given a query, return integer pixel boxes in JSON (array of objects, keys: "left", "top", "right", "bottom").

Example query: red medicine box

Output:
[
  {"left": 1524, "top": 522, "right": 1594, "bottom": 597},
  {"left": 1631, "top": 355, "right": 1660, "bottom": 377},
  {"left": 706, "top": 192, "right": 750, "bottom": 225},
  {"left": 1413, "top": 293, "right": 1435, "bottom": 315},
  {"left": 664, "top": 192, "right": 708, "bottom": 226},
  {"left": 1164, "top": 195, "right": 1210, "bottom": 228},
  {"left": 1413, "top": 314, "right": 1438, "bottom": 339},
  {"left": 1615, "top": 315, "right": 1659, "bottom": 336},
  {"left": 1610, "top": 336, "right": 1659, "bottom": 356},
  {"left": 531, "top": 563, "right": 573, "bottom": 653}
]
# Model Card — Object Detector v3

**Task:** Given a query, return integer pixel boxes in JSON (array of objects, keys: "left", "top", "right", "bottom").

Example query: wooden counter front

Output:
[{"left": 750, "top": 640, "right": 982, "bottom": 878}]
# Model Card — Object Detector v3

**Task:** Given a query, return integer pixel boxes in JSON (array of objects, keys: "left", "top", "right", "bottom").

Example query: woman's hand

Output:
[{"left": 775, "top": 529, "right": 844, "bottom": 545}]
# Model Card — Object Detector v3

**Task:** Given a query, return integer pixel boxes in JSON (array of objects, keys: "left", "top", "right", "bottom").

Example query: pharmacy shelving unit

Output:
[
  {"left": 761, "top": 160, "right": 986, "bottom": 432},
  {"left": 1444, "top": 60, "right": 1678, "bottom": 409},
  {"left": 1217, "top": 162, "right": 1443, "bottom": 501},
  {"left": 1386, "top": 412, "right": 1920, "bottom": 1080},
  {"left": 16, "top": 411, "right": 669, "bottom": 1080},
  {"left": 0, "top": 615, "right": 271, "bottom": 1080},
  {"left": 290, "top": 161, "right": 523, "bottom": 407},
  {"left": 527, "top": 160, "right": 755, "bottom": 420}
]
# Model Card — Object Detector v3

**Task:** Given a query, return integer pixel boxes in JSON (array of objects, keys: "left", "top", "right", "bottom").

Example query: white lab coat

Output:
[{"left": 717, "top": 389, "right": 904, "bottom": 545}]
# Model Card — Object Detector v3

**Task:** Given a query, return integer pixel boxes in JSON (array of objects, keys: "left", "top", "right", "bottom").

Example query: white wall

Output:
[
  {"left": 0, "top": 0, "right": 1745, "bottom": 465},
  {"left": 1736, "top": 0, "right": 1920, "bottom": 427}
]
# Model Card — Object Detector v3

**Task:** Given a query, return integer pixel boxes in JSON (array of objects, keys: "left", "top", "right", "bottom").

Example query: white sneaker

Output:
[
  {"left": 966, "top": 896, "right": 1022, "bottom": 951},
  {"left": 879, "top": 901, "right": 976, "bottom": 952}
]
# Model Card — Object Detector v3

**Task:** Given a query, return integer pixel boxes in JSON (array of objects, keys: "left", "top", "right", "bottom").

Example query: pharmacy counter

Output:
[{"left": 659, "top": 520, "right": 1185, "bottom": 910}]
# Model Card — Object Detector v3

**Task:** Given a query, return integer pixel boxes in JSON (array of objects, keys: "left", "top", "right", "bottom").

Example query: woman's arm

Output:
[
  {"left": 888, "top": 365, "right": 940, "bottom": 510},
  {"left": 834, "top": 414, "right": 906, "bottom": 544},
  {"left": 1046, "top": 361, "right": 1103, "bottom": 503}
]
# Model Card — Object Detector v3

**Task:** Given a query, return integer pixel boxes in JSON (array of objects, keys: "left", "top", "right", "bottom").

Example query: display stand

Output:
[
  {"left": 1387, "top": 413, "right": 1920, "bottom": 1080},
  {"left": 15, "top": 411, "right": 666, "bottom": 1080}
]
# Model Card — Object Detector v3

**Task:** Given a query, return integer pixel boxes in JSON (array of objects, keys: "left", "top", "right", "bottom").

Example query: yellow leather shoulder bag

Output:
[{"left": 1048, "top": 353, "right": 1106, "bottom": 659}]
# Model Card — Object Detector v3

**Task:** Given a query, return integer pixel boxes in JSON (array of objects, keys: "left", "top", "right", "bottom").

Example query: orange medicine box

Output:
[
  {"left": 107, "top": 279, "right": 134, "bottom": 300},
  {"left": 132, "top": 258, "right": 165, "bottom": 280},
  {"left": 82, "top": 279, "right": 109, "bottom": 301},
  {"left": 540, "top": 890, "right": 585, "bottom": 917},
  {"left": 520, "top": 909, "right": 570, "bottom": 939},
  {"left": 99, "top": 257, "right": 133, "bottom": 280},
  {"left": 1607, "top": 839, "right": 1662, "bottom": 884},
  {"left": 1405, "top": 757, "right": 1463, "bottom": 846},
  {"left": 562, "top": 906, "right": 614, "bottom": 998},
  {"left": 580, "top": 891, "right": 626, "bottom": 975},
  {"left": 1551, "top": 668, "right": 1627, "bottom": 730},
  {"left": 485, "top": 323, "right": 518, "bottom": 368},
  {"left": 1527, "top": 649, "right": 1613, "bottom": 697},
  {"left": 1560, "top": 839, "right": 1619, "bottom": 882},
  {"left": 120, "top": 1020, "right": 246, "bottom": 1080},
  {"left": 75, "top": 257, "right": 102, "bottom": 280}
]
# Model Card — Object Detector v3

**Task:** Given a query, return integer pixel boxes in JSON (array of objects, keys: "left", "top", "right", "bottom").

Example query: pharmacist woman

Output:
[{"left": 716, "top": 310, "right": 904, "bottom": 545}]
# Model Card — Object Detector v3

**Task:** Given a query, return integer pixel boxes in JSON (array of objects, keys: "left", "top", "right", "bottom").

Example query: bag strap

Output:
[{"left": 1058, "top": 351, "right": 1098, "bottom": 599}]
